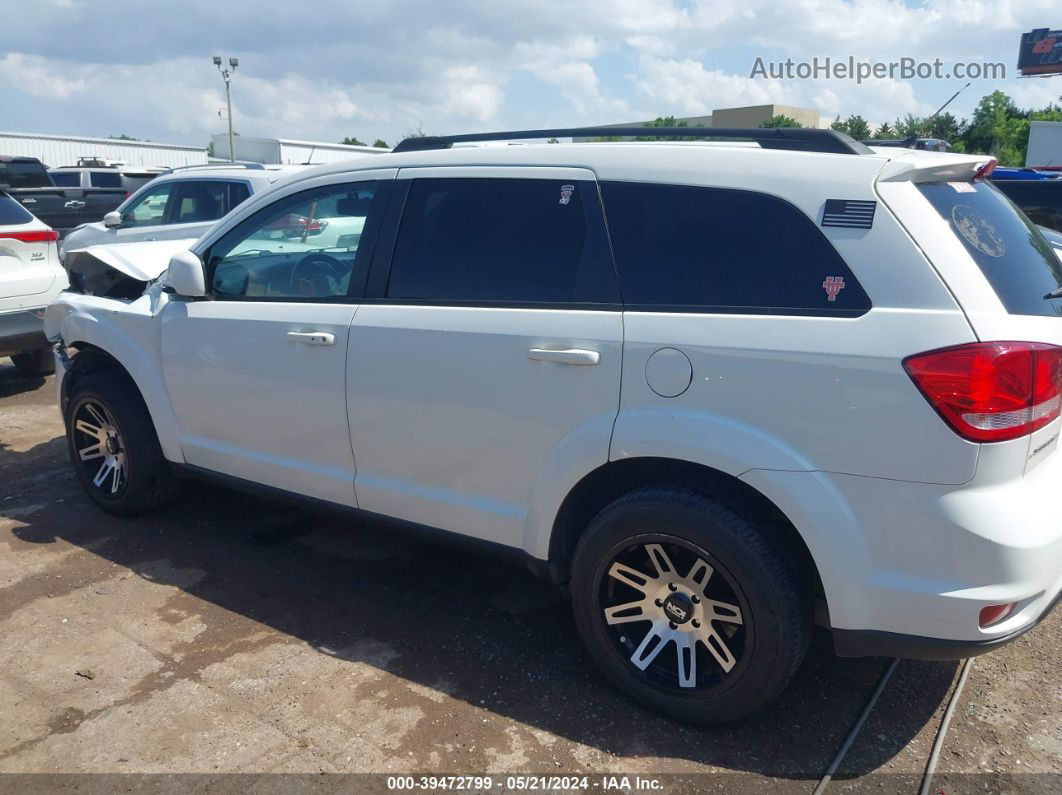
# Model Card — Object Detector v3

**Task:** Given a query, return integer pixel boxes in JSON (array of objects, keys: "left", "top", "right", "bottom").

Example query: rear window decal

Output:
[
  {"left": 948, "top": 181, "right": 977, "bottom": 193},
  {"left": 952, "top": 204, "right": 1006, "bottom": 257},
  {"left": 559, "top": 184, "right": 575, "bottom": 205},
  {"left": 822, "top": 199, "right": 876, "bottom": 229}
]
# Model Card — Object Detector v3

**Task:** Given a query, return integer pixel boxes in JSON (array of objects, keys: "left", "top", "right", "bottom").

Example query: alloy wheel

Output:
[
  {"left": 72, "top": 399, "right": 127, "bottom": 496},
  {"left": 599, "top": 539, "right": 748, "bottom": 691}
]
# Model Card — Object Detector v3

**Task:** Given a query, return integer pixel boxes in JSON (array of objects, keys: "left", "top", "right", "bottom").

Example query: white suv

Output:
[
  {"left": 59, "top": 164, "right": 310, "bottom": 295},
  {"left": 43, "top": 128, "right": 1062, "bottom": 723},
  {"left": 0, "top": 190, "right": 67, "bottom": 377}
]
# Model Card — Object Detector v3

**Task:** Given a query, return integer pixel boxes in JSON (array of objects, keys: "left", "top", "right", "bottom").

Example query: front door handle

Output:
[
  {"left": 528, "top": 348, "right": 600, "bottom": 366},
  {"left": 287, "top": 331, "right": 335, "bottom": 346}
]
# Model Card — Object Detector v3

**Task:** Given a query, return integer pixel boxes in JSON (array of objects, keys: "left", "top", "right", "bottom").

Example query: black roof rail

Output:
[
  {"left": 392, "top": 126, "right": 872, "bottom": 155},
  {"left": 162, "top": 162, "right": 266, "bottom": 174}
]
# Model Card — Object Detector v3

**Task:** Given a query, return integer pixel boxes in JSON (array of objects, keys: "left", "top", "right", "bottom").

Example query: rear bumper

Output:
[
  {"left": 833, "top": 587, "right": 1061, "bottom": 659},
  {"left": 0, "top": 310, "right": 47, "bottom": 357}
]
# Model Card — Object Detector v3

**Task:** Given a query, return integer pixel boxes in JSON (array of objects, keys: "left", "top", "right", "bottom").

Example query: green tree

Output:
[
  {"left": 759, "top": 115, "right": 802, "bottom": 128},
  {"left": 830, "top": 114, "right": 871, "bottom": 140},
  {"left": 372, "top": 139, "right": 389, "bottom": 149},
  {"left": 108, "top": 133, "right": 139, "bottom": 141},
  {"left": 876, "top": 122, "right": 895, "bottom": 138},
  {"left": 546, "top": 137, "right": 560, "bottom": 144},
  {"left": 340, "top": 136, "right": 366, "bottom": 146}
]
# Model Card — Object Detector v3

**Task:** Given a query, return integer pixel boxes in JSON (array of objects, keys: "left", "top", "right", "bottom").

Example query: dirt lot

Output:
[{"left": 0, "top": 358, "right": 1059, "bottom": 793}]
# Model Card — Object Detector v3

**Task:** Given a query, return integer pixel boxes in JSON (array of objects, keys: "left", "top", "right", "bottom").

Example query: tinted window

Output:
[
  {"left": 90, "top": 171, "right": 121, "bottom": 188},
  {"left": 0, "top": 194, "right": 33, "bottom": 225},
  {"left": 173, "top": 181, "right": 236, "bottom": 223},
  {"left": 918, "top": 181, "right": 1062, "bottom": 317},
  {"left": 49, "top": 172, "right": 81, "bottom": 187},
  {"left": 387, "top": 178, "right": 617, "bottom": 304},
  {"left": 0, "top": 160, "right": 50, "bottom": 188},
  {"left": 601, "top": 182, "right": 870, "bottom": 315},
  {"left": 208, "top": 181, "right": 378, "bottom": 300},
  {"left": 123, "top": 183, "right": 175, "bottom": 227}
]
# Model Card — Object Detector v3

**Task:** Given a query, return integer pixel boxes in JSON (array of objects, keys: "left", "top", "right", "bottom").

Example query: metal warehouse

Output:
[
  {"left": 210, "top": 135, "right": 388, "bottom": 165},
  {"left": 0, "top": 131, "right": 208, "bottom": 169}
]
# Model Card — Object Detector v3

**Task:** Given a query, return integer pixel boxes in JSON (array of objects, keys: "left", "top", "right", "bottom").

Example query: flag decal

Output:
[{"left": 822, "top": 199, "right": 876, "bottom": 229}]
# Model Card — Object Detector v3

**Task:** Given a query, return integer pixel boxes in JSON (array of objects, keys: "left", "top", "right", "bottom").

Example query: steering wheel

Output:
[{"left": 290, "top": 253, "right": 348, "bottom": 297}]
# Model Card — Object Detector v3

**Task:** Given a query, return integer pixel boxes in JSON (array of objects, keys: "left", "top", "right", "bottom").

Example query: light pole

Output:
[{"left": 213, "top": 55, "right": 239, "bottom": 162}]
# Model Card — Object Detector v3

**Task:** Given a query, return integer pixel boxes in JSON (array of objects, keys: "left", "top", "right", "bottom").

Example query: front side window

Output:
[
  {"left": 601, "top": 181, "right": 871, "bottom": 315},
  {"left": 207, "top": 181, "right": 378, "bottom": 300},
  {"left": 387, "top": 177, "right": 617, "bottom": 304},
  {"left": 123, "top": 183, "right": 176, "bottom": 227}
]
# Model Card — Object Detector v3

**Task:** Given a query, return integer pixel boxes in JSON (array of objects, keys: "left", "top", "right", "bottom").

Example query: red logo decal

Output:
[{"left": 823, "top": 276, "right": 845, "bottom": 301}]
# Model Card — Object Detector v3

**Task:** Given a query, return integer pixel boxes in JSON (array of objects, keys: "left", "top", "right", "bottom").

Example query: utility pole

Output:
[{"left": 213, "top": 55, "right": 239, "bottom": 162}]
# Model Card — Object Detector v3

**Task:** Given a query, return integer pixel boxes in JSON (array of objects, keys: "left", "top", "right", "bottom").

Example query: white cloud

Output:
[{"left": 437, "top": 66, "right": 505, "bottom": 122}]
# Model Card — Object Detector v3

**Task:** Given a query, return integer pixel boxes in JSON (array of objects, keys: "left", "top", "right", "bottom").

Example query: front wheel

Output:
[
  {"left": 65, "top": 371, "right": 180, "bottom": 515},
  {"left": 570, "top": 487, "right": 811, "bottom": 724}
]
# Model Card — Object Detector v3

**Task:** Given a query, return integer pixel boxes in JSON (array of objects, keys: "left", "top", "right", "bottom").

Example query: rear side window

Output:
[
  {"left": 0, "top": 194, "right": 33, "bottom": 225},
  {"left": 918, "top": 181, "right": 1062, "bottom": 317},
  {"left": 600, "top": 182, "right": 871, "bottom": 315},
  {"left": 172, "top": 180, "right": 248, "bottom": 223},
  {"left": 49, "top": 172, "right": 81, "bottom": 187},
  {"left": 90, "top": 171, "right": 121, "bottom": 188},
  {"left": 387, "top": 177, "right": 618, "bottom": 305}
]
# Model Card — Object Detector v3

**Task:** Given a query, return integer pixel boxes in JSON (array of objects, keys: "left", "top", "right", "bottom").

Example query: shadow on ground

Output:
[{"left": 1, "top": 427, "right": 959, "bottom": 780}]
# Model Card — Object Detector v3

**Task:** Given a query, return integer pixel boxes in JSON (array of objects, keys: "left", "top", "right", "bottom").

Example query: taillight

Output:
[
  {"left": 973, "top": 160, "right": 996, "bottom": 181},
  {"left": 0, "top": 229, "right": 59, "bottom": 242},
  {"left": 903, "top": 342, "right": 1062, "bottom": 443}
]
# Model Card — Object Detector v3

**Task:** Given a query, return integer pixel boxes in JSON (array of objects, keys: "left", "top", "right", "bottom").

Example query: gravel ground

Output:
[{"left": 0, "top": 359, "right": 1058, "bottom": 794}]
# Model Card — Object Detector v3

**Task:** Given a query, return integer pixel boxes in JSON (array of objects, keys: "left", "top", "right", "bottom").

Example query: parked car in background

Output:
[
  {"left": 989, "top": 166, "right": 1061, "bottom": 181},
  {"left": 0, "top": 155, "right": 126, "bottom": 236},
  {"left": 0, "top": 189, "right": 67, "bottom": 377},
  {"left": 992, "top": 176, "right": 1062, "bottom": 233},
  {"left": 60, "top": 163, "right": 306, "bottom": 296},
  {"left": 44, "top": 128, "right": 1062, "bottom": 724},
  {"left": 48, "top": 159, "right": 163, "bottom": 198}
]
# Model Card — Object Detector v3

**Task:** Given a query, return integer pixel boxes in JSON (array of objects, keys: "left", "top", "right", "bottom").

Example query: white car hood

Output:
[{"left": 64, "top": 238, "right": 200, "bottom": 282}]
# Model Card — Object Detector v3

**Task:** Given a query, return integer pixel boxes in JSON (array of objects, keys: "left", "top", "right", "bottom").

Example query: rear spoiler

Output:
[{"left": 876, "top": 153, "right": 997, "bottom": 183}]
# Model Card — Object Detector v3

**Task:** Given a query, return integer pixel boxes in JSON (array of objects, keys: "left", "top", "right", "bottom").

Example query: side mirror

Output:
[
  {"left": 164, "top": 250, "right": 206, "bottom": 297},
  {"left": 103, "top": 211, "right": 123, "bottom": 228}
]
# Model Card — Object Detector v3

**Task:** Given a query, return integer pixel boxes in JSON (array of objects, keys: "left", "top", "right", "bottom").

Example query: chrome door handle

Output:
[
  {"left": 528, "top": 348, "right": 600, "bottom": 366},
  {"left": 287, "top": 331, "right": 335, "bottom": 346}
]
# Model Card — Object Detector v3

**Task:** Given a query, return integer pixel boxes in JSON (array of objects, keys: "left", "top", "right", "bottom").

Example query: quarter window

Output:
[
  {"left": 387, "top": 177, "right": 618, "bottom": 304},
  {"left": 207, "top": 182, "right": 379, "bottom": 300},
  {"left": 90, "top": 171, "right": 122, "bottom": 188},
  {"left": 600, "top": 181, "right": 871, "bottom": 315}
]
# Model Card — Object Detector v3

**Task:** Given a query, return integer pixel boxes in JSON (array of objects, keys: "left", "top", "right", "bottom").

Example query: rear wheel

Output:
[
  {"left": 570, "top": 486, "right": 811, "bottom": 724},
  {"left": 64, "top": 371, "right": 180, "bottom": 515},
  {"left": 11, "top": 348, "right": 54, "bottom": 378}
]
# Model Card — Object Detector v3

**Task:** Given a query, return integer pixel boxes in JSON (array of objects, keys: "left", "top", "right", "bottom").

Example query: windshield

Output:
[{"left": 918, "top": 181, "right": 1062, "bottom": 317}]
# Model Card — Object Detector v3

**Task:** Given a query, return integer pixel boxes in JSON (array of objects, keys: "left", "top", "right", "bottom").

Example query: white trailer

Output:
[
  {"left": 1026, "top": 121, "right": 1062, "bottom": 168},
  {"left": 210, "top": 135, "right": 388, "bottom": 165},
  {"left": 0, "top": 131, "right": 207, "bottom": 169}
]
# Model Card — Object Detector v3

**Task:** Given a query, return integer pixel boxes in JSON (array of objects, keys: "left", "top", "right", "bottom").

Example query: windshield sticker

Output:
[
  {"left": 823, "top": 276, "right": 846, "bottom": 302},
  {"left": 948, "top": 182, "right": 976, "bottom": 193},
  {"left": 559, "top": 184, "right": 575, "bottom": 205},
  {"left": 952, "top": 204, "right": 1006, "bottom": 257}
]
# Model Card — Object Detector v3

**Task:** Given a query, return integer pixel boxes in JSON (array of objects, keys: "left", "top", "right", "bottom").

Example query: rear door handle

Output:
[
  {"left": 528, "top": 348, "right": 600, "bottom": 366},
  {"left": 287, "top": 331, "right": 335, "bottom": 346}
]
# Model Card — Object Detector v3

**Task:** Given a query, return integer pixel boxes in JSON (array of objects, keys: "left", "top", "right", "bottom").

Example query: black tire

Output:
[
  {"left": 571, "top": 486, "right": 811, "bottom": 724},
  {"left": 64, "top": 371, "right": 180, "bottom": 516},
  {"left": 11, "top": 348, "right": 55, "bottom": 377}
]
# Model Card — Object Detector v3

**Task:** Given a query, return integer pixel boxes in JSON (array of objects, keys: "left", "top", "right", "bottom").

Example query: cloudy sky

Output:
[{"left": 2, "top": 0, "right": 1060, "bottom": 148}]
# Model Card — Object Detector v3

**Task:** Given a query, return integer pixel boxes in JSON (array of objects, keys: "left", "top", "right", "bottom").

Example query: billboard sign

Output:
[{"left": 1018, "top": 28, "right": 1062, "bottom": 76}]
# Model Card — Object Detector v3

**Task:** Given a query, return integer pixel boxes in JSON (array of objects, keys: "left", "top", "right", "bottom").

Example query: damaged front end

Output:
[{"left": 64, "top": 238, "right": 199, "bottom": 298}]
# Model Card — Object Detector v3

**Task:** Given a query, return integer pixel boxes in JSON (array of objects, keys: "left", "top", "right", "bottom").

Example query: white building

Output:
[
  {"left": 210, "top": 135, "right": 389, "bottom": 165},
  {"left": 1026, "top": 121, "right": 1062, "bottom": 167},
  {"left": 0, "top": 131, "right": 208, "bottom": 169}
]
